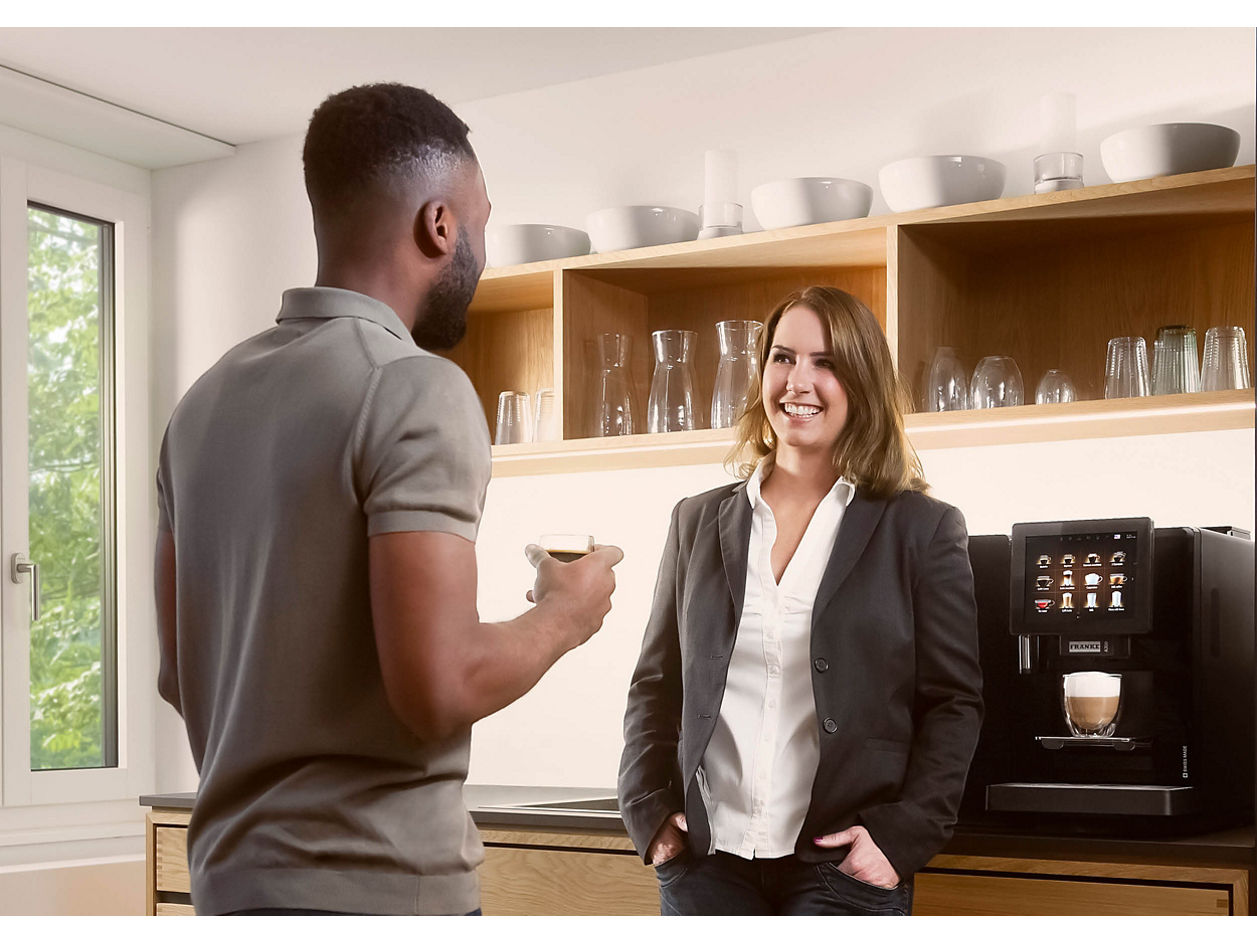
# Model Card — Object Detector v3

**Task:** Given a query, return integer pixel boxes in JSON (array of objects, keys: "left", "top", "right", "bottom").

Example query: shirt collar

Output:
[
  {"left": 745, "top": 458, "right": 856, "bottom": 509},
  {"left": 276, "top": 287, "right": 413, "bottom": 344}
]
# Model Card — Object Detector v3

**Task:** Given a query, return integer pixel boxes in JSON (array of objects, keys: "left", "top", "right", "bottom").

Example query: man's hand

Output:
[
  {"left": 813, "top": 825, "right": 900, "bottom": 888},
  {"left": 646, "top": 812, "right": 688, "bottom": 866},
  {"left": 524, "top": 543, "right": 623, "bottom": 651},
  {"left": 370, "top": 532, "right": 622, "bottom": 741}
]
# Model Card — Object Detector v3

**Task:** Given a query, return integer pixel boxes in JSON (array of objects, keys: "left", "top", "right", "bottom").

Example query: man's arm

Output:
[
  {"left": 154, "top": 529, "right": 181, "bottom": 716},
  {"left": 369, "top": 530, "right": 620, "bottom": 742}
]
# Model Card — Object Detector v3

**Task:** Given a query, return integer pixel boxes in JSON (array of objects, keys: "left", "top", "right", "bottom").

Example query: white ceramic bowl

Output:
[
  {"left": 1100, "top": 123, "right": 1240, "bottom": 183},
  {"left": 878, "top": 155, "right": 1006, "bottom": 213},
  {"left": 585, "top": 206, "right": 700, "bottom": 253},
  {"left": 486, "top": 224, "right": 590, "bottom": 268},
  {"left": 750, "top": 177, "right": 873, "bottom": 230}
]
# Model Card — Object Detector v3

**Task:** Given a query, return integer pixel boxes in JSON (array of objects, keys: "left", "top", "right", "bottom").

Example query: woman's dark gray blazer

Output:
[{"left": 617, "top": 479, "right": 984, "bottom": 879}]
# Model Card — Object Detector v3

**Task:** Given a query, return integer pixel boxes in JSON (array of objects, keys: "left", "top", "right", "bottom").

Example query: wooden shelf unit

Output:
[{"left": 451, "top": 165, "right": 1254, "bottom": 473}]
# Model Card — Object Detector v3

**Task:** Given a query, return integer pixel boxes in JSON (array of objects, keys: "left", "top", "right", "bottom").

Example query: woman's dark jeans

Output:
[{"left": 655, "top": 849, "right": 913, "bottom": 916}]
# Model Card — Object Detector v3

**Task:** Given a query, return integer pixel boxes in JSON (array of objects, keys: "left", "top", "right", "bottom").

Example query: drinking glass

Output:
[
  {"left": 1062, "top": 671, "right": 1121, "bottom": 738},
  {"left": 1104, "top": 336, "right": 1151, "bottom": 399},
  {"left": 494, "top": 391, "right": 531, "bottom": 445},
  {"left": 1151, "top": 325, "right": 1200, "bottom": 395},
  {"left": 923, "top": 346, "right": 968, "bottom": 412},
  {"left": 594, "top": 333, "right": 635, "bottom": 436},
  {"left": 711, "top": 320, "right": 763, "bottom": 428},
  {"left": 1036, "top": 369, "right": 1077, "bottom": 405},
  {"left": 1201, "top": 325, "right": 1252, "bottom": 391},
  {"left": 969, "top": 356, "right": 1024, "bottom": 409},
  {"left": 532, "top": 388, "right": 560, "bottom": 442},
  {"left": 648, "top": 329, "right": 699, "bottom": 433}
]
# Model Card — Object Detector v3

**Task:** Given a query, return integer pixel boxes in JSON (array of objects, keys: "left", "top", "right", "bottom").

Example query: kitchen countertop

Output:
[{"left": 140, "top": 785, "right": 1256, "bottom": 867}]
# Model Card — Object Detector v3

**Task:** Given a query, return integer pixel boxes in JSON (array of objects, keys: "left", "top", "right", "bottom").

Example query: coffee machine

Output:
[{"left": 960, "top": 517, "right": 1255, "bottom": 835}]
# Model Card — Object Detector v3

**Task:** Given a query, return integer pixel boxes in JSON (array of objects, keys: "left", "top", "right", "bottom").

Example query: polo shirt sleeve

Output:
[
  {"left": 155, "top": 427, "right": 173, "bottom": 533},
  {"left": 354, "top": 354, "right": 492, "bottom": 542}
]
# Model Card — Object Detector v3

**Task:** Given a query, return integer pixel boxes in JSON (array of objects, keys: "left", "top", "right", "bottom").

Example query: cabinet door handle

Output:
[{"left": 11, "top": 553, "right": 40, "bottom": 622}]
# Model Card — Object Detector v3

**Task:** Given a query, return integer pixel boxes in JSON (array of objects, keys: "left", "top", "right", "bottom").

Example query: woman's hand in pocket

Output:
[
  {"left": 813, "top": 825, "right": 900, "bottom": 888},
  {"left": 647, "top": 812, "right": 688, "bottom": 865}
]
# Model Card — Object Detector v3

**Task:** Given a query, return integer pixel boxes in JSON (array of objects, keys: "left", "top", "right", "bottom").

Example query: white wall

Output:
[{"left": 149, "top": 27, "right": 1257, "bottom": 791}]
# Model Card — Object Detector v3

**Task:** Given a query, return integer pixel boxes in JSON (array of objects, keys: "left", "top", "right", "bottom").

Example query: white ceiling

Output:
[{"left": 0, "top": 27, "right": 827, "bottom": 164}]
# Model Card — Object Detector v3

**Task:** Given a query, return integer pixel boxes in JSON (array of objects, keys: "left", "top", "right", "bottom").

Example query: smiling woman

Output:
[{"left": 617, "top": 284, "right": 983, "bottom": 916}]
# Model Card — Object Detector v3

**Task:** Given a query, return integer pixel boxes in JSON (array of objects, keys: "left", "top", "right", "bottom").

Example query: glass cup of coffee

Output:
[
  {"left": 1062, "top": 671, "right": 1121, "bottom": 738},
  {"left": 539, "top": 533, "right": 594, "bottom": 562}
]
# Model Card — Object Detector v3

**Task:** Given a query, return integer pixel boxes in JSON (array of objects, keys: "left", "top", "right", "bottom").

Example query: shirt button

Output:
[
  {"left": 814, "top": 657, "right": 829, "bottom": 672},
  {"left": 823, "top": 717, "right": 838, "bottom": 734}
]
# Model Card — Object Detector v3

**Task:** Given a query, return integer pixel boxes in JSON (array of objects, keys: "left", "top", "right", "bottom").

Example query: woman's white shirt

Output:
[{"left": 699, "top": 462, "right": 855, "bottom": 859}]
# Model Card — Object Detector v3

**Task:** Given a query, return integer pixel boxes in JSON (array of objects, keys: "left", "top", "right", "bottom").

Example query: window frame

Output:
[{"left": 0, "top": 158, "right": 154, "bottom": 807}]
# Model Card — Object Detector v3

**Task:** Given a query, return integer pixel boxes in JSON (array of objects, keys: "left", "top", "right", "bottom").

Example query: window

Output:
[
  {"left": 1, "top": 159, "right": 153, "bottom": 808},
  {"left": 25, "top": 204, "right": 118, "bottom": 772}
]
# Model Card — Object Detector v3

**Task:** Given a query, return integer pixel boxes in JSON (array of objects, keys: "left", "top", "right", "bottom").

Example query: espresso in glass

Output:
[
  {"left": 1063, "top": 671, "right": 1121, "bottom": 737},
  {"left": 540, "top": 533, "right": 594, "bottom": 562}
]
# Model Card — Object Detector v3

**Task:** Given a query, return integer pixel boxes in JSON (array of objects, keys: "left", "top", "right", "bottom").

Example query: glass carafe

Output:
[
  {"left": 710, "top": 320, "right": 763, "bottom": 429},
  {"left": 648, "top": 329, "right": 699, "bottom": 433},
  {"left": 594, "top": 332, "right": 634, "bottom": 436}
]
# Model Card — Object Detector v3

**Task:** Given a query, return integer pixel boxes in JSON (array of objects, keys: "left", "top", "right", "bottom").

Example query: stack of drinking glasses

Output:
[
  {"left": 1150, "top": 326, "right": 1199, "bottom": 395},
  {"left": 1108, "top": 325, "right": 1251, "bottom": 400},
  {"left": 495, "top": 388, "right": 561, "bottom": 444},
  {"left": 1201, "top": 326, "right": 1251, "bottom": 391}
]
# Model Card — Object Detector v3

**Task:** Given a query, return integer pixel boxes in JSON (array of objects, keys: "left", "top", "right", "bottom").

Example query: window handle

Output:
[{"left": 11, "top": 553, "right": 40, "bottom": 622}]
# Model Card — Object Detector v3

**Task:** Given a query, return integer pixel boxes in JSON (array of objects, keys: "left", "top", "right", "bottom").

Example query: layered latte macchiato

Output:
[{"left": 1063, "top": 671, "right": 1121, "bottom": 737}]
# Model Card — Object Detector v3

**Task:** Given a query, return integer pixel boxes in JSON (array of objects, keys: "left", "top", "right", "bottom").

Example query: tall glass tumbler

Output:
[
  {"left": 970, "top": 356, "right": 1024, "bottom": 409},
  {"left": 648, "top": 329, "right": 699, "bottom": 433},
  {"left": 1104, "top": 336, "right": 1151, "bottom": 399},
  {"left": 495, "top": 391, "right": 531, "bottom": 445},
  {"left": 533, "top": 387, "right": 560, "bottom": 442},
  {"left": 711, "top": 320, "right": 763, "bottom": 428},
  {"left": 1151, "top": 325, "right": 1200, "bottom": 395},
  {"left": 1201, "top": 326, "right": 1252, "bottom": 391},
  {"left": 923, "top": 346, "right": 968, "bottom": 412},
  {"left": 594, "top": 333, "right": 635, "bottom": 436}
]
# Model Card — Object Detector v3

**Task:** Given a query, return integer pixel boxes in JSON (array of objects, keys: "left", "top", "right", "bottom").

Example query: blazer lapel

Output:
[
  {"left": 717, "top": 485, "right": 752, "bottom": 629},
  {"left": 811, "top": 489, "right": 887, "bottom": 629}
]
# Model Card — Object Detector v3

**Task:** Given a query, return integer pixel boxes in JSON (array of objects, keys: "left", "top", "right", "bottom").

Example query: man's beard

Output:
[{"left": 411, "top": 229, "right": 481, "bottom": 351}]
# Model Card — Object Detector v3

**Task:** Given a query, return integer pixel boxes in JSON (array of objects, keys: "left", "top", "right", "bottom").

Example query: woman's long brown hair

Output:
[{"left": 728, "top": 286, "right": 927, "bottom": 498}]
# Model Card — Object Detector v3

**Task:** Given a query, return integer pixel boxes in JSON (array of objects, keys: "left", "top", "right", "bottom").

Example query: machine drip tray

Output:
[
  {"left": 1036, "top": 736, "right": 1152, "bottom": 752},
  {"left": 987, "top": 782, "right": 1203, "bottom": 816}
]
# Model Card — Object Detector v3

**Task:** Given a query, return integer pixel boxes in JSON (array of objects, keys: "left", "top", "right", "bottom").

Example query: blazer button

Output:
[
  {"left": 814, "top": 657, "right": 829, "bottom": 672},
  {"left": 823, "top": 718, "right": 838, "bottom": 734}
]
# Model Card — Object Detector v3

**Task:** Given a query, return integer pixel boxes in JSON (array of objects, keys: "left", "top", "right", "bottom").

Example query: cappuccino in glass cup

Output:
[{"left": 1063, "top": 671, "right": 1121, "bottom": 737}]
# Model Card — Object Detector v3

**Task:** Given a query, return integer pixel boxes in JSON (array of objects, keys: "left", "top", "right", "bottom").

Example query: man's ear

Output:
[{"left": 415, "top": 200, "right": 456, "bottom": 260}]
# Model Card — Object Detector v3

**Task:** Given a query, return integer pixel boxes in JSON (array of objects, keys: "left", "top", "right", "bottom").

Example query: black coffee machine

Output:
[{"left": 960, "top": 517, "right": 1255, "bottom": 835}]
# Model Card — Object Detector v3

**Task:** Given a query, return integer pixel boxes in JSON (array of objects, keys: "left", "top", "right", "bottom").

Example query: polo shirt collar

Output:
[
  {"left": 277, "top": 287, "right": 413, "bottom": 344},
  {"left": 745, "top": 457, "right": 856, "bottom": 509}
]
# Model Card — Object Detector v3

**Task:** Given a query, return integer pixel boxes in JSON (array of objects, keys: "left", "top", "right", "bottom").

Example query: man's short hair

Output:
[{"left": 303, "top": 83, "right": 474, "bottom": 215}]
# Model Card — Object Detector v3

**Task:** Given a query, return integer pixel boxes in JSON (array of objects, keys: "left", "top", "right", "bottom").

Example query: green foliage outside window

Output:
[{"left": 26, "top": 207, "right": 109, "bottom": 771}]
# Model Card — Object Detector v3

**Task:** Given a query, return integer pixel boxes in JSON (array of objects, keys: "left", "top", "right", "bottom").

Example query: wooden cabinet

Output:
[
  {"left": 142, "top": 809, "right": 1253, "bottom": 916},
  {"left": 145, "top": 810, "right": 195, "bottom": 916},
  {"left": 449, "top": 166, "right": 1255, "bottom": 478},
  {"left": 477, "top": 827, "right": 1252, "bottom": 917},
  {"left": 915, "top": 853, "right": 1248, "bottom": 916}
]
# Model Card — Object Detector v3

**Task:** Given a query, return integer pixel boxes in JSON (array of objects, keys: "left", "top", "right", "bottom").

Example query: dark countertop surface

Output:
[{"left": 141, "top": 785, "right": 1256, "bottom": 866}]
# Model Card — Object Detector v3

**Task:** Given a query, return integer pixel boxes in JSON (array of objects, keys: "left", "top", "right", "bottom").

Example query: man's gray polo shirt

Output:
[{"left": 156, "top": 287, "right": 491, "bottom": 915}]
